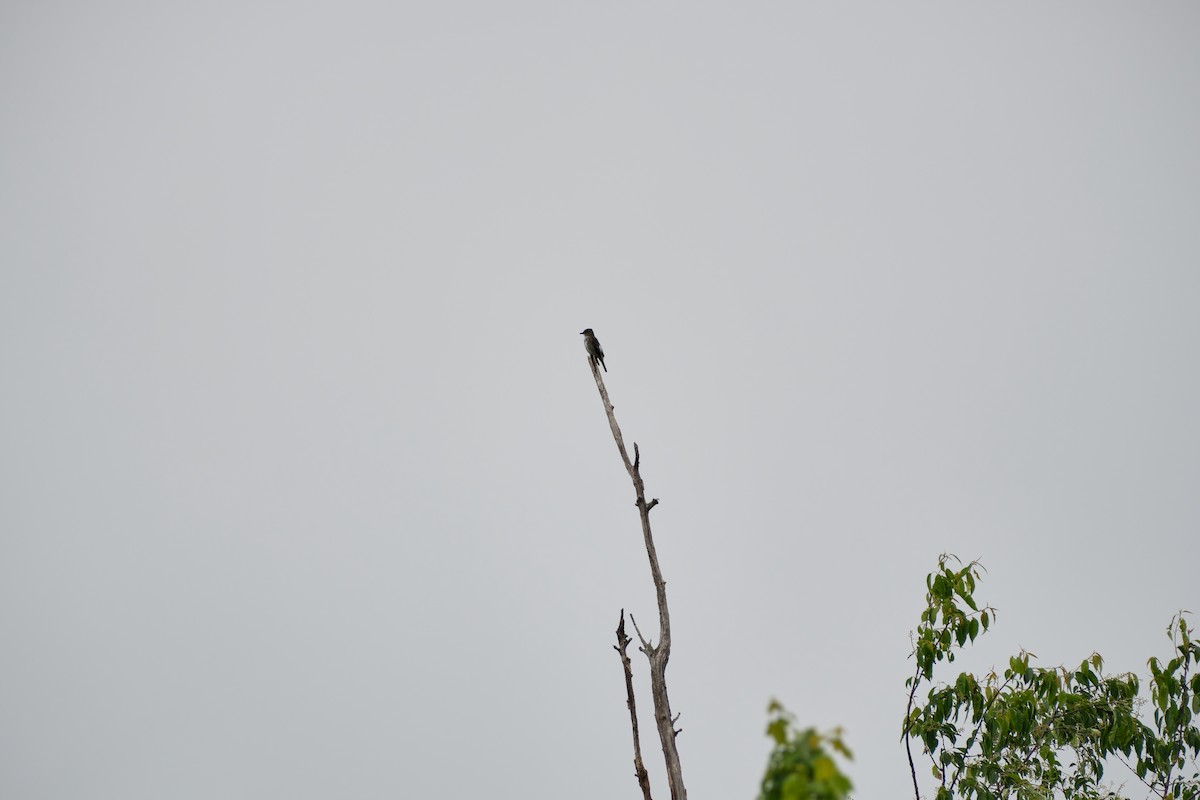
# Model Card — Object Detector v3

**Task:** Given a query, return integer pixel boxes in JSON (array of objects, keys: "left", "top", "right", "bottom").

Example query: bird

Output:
[{"left": 580, "top": 328, "right": 606, "bottom": 372}]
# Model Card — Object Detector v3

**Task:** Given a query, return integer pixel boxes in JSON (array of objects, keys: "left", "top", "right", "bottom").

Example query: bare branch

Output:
[
  {"left": 587, "top": 351, "right": 688, "bottom": 800},
  {"left": 629, "top": 613, "right": 653, "bottom": 653},
  {"left": 614, "top": 610, "right": 653, "bottom": 800},
  {"left": 904, "top": 663, "right": 922, "bottom": 800}
]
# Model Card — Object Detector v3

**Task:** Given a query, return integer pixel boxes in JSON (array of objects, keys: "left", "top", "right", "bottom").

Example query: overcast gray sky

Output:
[{"left": 2, "top": 2, "right": 1198, "bottom": 798}]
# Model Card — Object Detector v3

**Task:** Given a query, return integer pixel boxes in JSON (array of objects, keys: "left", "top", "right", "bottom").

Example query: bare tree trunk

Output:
[{"left": 587, "top": 356, "right": 687, "bottom": 800}]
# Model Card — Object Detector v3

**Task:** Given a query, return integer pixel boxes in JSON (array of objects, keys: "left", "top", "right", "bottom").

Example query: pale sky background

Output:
[{"left": 2, "top": 3, "right": 1198, "bottom": 799}]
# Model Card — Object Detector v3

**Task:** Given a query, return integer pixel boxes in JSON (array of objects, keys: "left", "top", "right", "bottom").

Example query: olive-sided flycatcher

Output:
[{"left": 580, "top": 328, "right": 606, "bottom": 372}]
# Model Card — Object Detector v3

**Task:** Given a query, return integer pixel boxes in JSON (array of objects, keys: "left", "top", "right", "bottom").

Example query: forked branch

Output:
[{"left": 588, "top": 354, "right": 687, "bottom": 800}]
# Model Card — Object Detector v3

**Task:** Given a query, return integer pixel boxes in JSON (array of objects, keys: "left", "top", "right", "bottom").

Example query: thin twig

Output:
[
  {"left": 904, "top": 663, "right": 922, "bottom": 800},
  {"left": 629, "top": 613, "right": 652, "bottom": 652}
]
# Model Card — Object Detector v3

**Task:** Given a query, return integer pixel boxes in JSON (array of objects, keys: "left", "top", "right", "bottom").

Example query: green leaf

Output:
[
  {"left": 813, "top": 755, "right": 837, "bottom": 781},
  {"left": 830, "top": 738, "right": 853, "bottom": 760}
]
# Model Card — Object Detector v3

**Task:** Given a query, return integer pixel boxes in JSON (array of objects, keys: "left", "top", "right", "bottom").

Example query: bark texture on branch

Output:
[
  {"left": 615, "top": 611, "right": 653, "bottom": 800},
  {"left": 589, "top": 356, "right": 687, "bottom": 800}
]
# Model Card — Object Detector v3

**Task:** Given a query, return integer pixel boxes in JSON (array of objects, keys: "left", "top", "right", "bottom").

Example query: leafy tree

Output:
[
  {"left": 759, "top": 699, "right": 853, "bottom": 800},
  {"left": 902, "top": 554, "right": 1200, "bottom": 800}
]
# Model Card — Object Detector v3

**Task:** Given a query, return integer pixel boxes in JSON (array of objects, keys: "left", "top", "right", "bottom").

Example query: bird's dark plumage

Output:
[{"left": 580, "top": 328, "right": 606, "bottom": 372}]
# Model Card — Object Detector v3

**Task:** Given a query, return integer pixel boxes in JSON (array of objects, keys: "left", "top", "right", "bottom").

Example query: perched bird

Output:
[{"left": 580, "top": 328, "right": 606, "bottom": 372}]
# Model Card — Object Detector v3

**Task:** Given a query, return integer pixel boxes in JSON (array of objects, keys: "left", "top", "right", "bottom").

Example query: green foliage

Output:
[
  {"left": 1138, "top": 615, "right": 1200, "bottom": 800},
  {"left": 902, "top": 554, "right": 1200, "bottom": 800},
  {"left": 759, "top": 699, "right": 853, "bottom": 800}
]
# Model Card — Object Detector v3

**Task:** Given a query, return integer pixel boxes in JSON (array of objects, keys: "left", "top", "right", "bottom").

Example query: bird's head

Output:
[{"left": 580, "top": 329, "right": 594, "bottom": 336}]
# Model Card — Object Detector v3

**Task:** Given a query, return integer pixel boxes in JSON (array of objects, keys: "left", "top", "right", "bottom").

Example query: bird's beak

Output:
[{"left": 579, "top": 331, "right": 585, "bottom": 335}]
